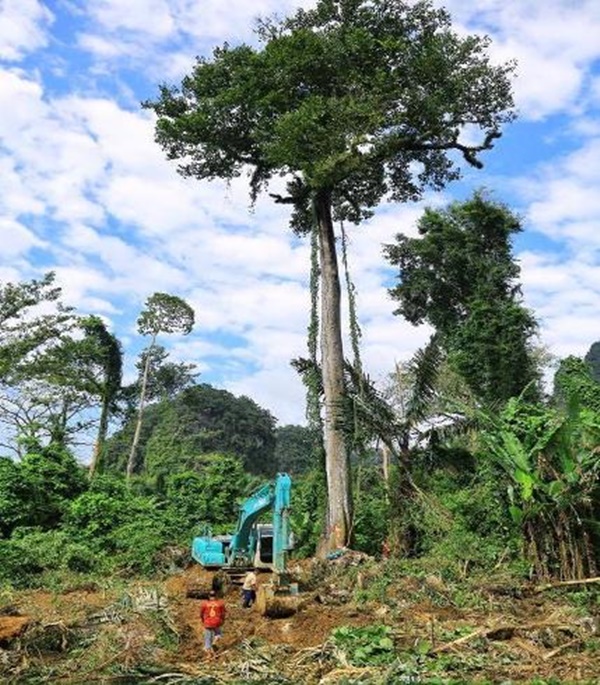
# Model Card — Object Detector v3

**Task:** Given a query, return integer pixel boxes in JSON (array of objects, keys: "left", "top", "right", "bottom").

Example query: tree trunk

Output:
[
  {"left": 126, "top": 336, "right": 155, "bottom": 481},
  {"left": 314, "top": 190, "right": 353, "bottom": 552},
  {"left": 381, "top": 442, "right": 391, "bottom": 488},
  {"left": 89, "top": 393, "right": 110, "bottom": 479}
]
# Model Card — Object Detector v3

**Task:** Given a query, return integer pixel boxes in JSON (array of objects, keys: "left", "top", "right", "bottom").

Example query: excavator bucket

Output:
[{"left": 256, "top": 580, "right": 300, "bottom": 618}]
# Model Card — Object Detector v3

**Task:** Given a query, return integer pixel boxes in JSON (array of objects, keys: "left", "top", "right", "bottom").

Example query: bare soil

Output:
[{"left": 1, "top": 560, "right": 599, "bottom": 683}]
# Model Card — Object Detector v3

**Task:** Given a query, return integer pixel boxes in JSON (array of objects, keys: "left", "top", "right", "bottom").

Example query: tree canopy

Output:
[
  {"left": 145, "top": 0, "right": 515, "bottom": 229},
  {"left": 385, "top": 193, "right": 539, "bottom": 405}
]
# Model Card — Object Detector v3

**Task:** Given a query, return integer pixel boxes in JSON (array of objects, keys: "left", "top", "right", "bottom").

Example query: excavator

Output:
[{"left": 191, "top": 473, "right": 298, "bottom": 616}]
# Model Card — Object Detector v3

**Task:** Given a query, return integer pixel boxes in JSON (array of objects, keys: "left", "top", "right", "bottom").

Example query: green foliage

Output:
[
  {"left": 478, "top": 394, "right": 600, "bottom": 579},
  {"left": 109, "top": 516, "right": 169, "bottom": 576},
  {"left": 66, "top": 474, "right": 177, "bottom": 576},
  {"left": 163, "top": 454, "right": 251, "bottom": 534},
  {"left": 289, "top": 468, "right": 327, "bottom": 556},
  {"left": 0, "top": 538, "right": 44, "bottom": 587},
  {"left": 584, "top": 341, "right": 600, "bottom": 383},
  {"left": 0, "top": 456, "right": 29, "bottom": 536},
  {"left": 554, "top": 355, "right": 600, "bottom": 413},
  {"left": 11, "top": 528, "right": 99, "bottom": 574},
  {"left": 105, "top": 384, "right": 278, "bottom": 477},
  {"left": 353, "top": 465, "right": 390, "bottom": 556},
  {"left": 17, "top": 442, "right": 88, "bottom": 530},
  {"left": 401, "top": 466, "right": 518, "bottom": 578},
  {"left": 331, "top": 624, "right": 396, "bottom": 666},
  {"left": 124, "top": 344, "right": 198, "bottom": 407},
  {"left": 0, "top": 272, "right": 73, "bottom": 382},
  {"left": 274, "top": 424, "right": 319, "bottom": 474},
  {"left": 385, "top": 193, "right": 539, "bottom": 405},
  {"left": 146, "top": 0, "right": 515, "bottom": 230},
  {"left": 67, "top": 475, "right": 152, "bottom": 541},
  {"left": 137, "top": 292, "right": 195, "bottom": 339}
]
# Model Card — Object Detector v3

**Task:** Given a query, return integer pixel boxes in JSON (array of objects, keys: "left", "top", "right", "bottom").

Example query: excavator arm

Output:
[
  {"left": 227, "top": 482, "right": 275, "bottom": 565},
  {"left": 191, "top": 473, "right": 292, "bottom": 574}
]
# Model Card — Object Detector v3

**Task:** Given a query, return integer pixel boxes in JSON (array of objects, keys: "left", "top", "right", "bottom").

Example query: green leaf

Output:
[
  {"left": 378, "top": 637, "right": 394, "bottom": 650},
  {"left": 414, "top": 639, "right": 431, "bottom": 655},
  {"left": 508, "top": 505, "right": 523, "bottom": 525},
  {"left": 514, "top": 468, "right": 535, "bottom": 501}
]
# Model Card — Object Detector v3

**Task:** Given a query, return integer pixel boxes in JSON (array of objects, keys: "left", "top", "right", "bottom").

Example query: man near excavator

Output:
[
  {"left": 241, "top": 568, "right": 258, "bottom": 608},
  {"left": 200, "top": 590, "right": 226, "bottom": 658}
]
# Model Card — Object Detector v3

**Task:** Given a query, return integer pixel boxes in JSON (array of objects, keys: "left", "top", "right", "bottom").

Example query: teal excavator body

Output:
[{"left": 191, "top": 473, "right": 292, "bottom": 574}]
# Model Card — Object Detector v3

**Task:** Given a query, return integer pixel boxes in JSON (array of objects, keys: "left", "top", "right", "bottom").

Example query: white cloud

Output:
[
  {"left": 0, "top": 218, "right": 45, "bottom": 258},
  {"left": 439, "top": 0, "right": 600, "bottom": 120},
  {"left": 520, "top": 137, "right": 600, "bottom": 248},
  {"left": 0, "top": 0, "right": 53, "bottom": 61},
  {"left": 87, "top": 0, "right": 175, "bottom": 39}
]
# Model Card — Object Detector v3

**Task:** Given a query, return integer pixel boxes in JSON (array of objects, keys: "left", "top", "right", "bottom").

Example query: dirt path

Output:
[{"left": 164, "top": 565, "right": 373, "bottom": 659}]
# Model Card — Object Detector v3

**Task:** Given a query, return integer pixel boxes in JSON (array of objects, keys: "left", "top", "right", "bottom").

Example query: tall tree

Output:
[
  {"left": 78, "top": 317, "right": 123, "bottom": 477},
  {"left": 145, "top": 0, "right": 515, "bottom": 550},
  {"left": 385, "top": 193, "right": 538, "bottom": 405},
  {"left": 127, "top": 293, "right": 195, "bottom": 480},
  {"left": 0, "top": 272, "right": 73, "bottom": 382},
  {"left": 12, "top": 315, "right": 123, "bottom": 467},
  {"left": 0, "top": 278, "right": 122, "bottom": 457}
]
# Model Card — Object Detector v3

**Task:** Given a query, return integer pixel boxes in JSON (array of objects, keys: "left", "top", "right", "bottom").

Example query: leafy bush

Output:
[
  {"left": 163, "top": 454, "right": 251, "bottom": 536},
  {"left": 0, "top": 456, "right": 28, "bottom": 536},
  {"left": 331, "top": 624, "right": 396, "bottom": 666},
  {"left": 11, "top": 528, "right": 101, "bottom": 574},
  {"left": 0, "top": 539, "right": 44, "bottom": 587},
  {"left": 353, "top": 465, "right": 390, "bottom": 556},
  {"left": 398, "top": 467, "right": 519, "bottom": 579}
]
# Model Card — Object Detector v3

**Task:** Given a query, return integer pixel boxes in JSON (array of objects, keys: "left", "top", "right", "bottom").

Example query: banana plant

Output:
[{"left": 478, "top": 394, "right": 600, "bottom": 579}]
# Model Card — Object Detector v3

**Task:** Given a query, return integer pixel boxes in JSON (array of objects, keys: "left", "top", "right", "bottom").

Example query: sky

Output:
[{"left": 1, "top": 0, "right": 599, "bottom": 429}]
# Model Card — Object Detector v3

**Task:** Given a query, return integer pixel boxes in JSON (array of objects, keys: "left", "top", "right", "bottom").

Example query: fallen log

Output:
[
  {"left": 531, "top": 577, "right": 600, "bottom": 594},
  {"left": 432, "top": 620, "right": 578, "bottom": 654}
]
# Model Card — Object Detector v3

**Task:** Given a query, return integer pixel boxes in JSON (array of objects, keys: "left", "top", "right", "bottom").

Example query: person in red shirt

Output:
[{"left": 200, "top": 590, "right": 226, "bottom": 657}]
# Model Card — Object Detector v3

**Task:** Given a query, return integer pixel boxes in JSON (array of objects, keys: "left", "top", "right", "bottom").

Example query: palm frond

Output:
[{"left": 405, "top": 333, "right": 444, "bottom": 424}]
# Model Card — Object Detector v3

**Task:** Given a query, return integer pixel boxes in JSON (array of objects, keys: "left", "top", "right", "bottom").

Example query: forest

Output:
[{"left": 1, "top": 1, "right": 599, "bottom": 684}]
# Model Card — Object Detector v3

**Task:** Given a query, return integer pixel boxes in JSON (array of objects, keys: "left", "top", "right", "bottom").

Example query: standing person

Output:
[
  {"left": 241, "top": 568, "right": 258, "bottom": 608},
  {"left": 200, "top": 590, "right": 226, "bottom": 658}
]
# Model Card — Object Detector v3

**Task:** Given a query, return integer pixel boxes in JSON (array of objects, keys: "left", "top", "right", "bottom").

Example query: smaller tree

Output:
[
  {"left": 0, "top": 272, "right": 73, "bottom": 382},
  {"left": 385, "top": 193, "right": 539, "bottom": 405},
  {"left": 124, "top": 344, "right": 197, "bottom": 409},
  {"left": 127, "top": 293, "right": 195, "bottom": 480}
]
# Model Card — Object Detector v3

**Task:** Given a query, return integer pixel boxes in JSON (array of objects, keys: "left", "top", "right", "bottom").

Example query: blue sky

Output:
[{"left": 1, "top": 0, "right": 600, "bottom": 428}]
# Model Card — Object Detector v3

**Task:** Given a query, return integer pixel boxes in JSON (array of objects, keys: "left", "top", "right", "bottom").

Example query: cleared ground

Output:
[{"left": 1, "top": 557, "right": 599, "bottom": 683}]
